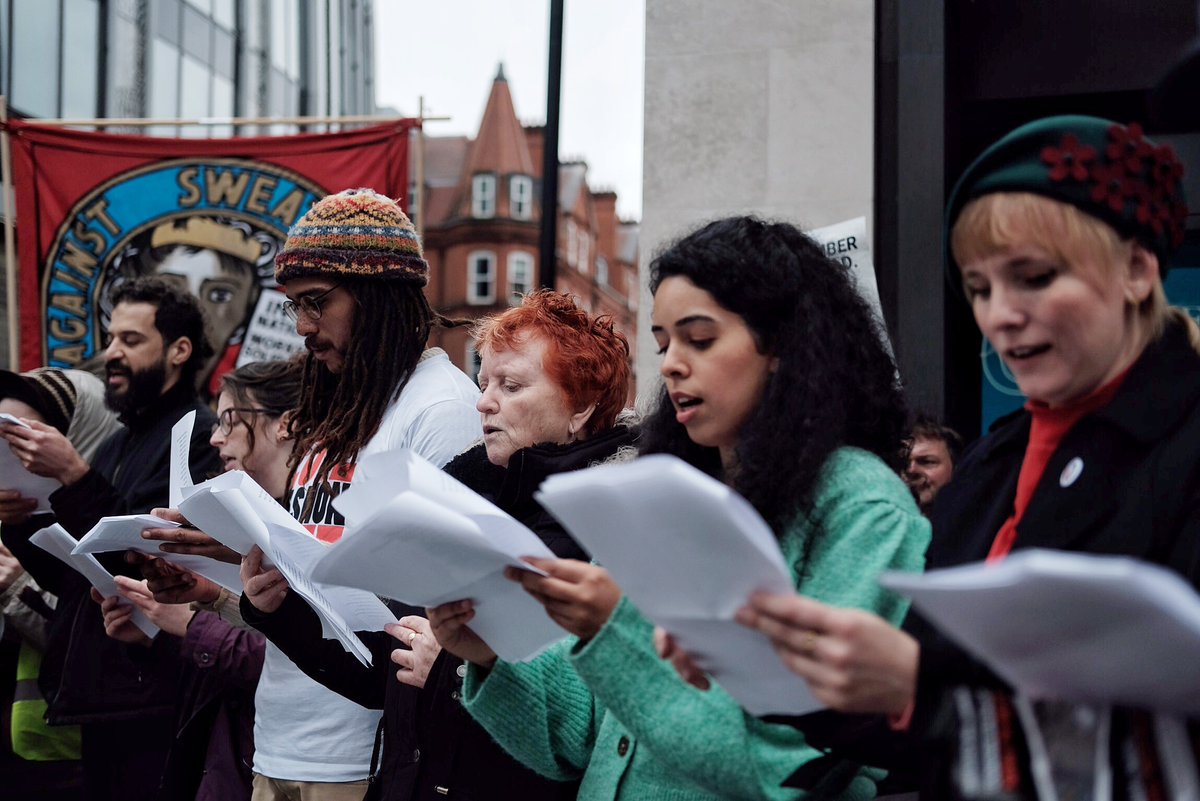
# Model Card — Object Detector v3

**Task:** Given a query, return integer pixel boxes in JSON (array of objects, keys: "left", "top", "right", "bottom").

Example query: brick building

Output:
[{"left": 417, "top": 66, "right": 639, "bottom": 384}]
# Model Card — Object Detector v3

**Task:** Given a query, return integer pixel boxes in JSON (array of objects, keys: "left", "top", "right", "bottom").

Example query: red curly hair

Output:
[{"left": 472, "top": 290, "right": 631, "bottom": 436}]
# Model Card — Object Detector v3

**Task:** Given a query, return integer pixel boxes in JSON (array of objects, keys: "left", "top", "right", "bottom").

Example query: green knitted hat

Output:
[
  {"left": 945, "top": 115, "right": 1189, "bottom": 283},
  {"left": 275, "top": 188, "right": 429, "bottom": 286}
]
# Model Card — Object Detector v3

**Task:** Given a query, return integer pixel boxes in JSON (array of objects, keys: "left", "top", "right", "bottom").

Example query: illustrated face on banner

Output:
[
  {"left": 138, "top": 217, "right": 264, "bottom": 385},
  {"left": 40, "top": 159, "right": 322, "bottom": 396}
]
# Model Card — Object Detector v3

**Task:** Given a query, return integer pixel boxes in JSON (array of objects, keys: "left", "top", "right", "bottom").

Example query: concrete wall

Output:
[{"left": 638, "top": 0, "right": 876, "bottom": 399}]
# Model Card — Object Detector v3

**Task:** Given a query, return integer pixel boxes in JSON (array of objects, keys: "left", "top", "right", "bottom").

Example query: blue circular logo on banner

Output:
[{"left": 41, "top": 158, "right": 325, "bottom": 381}]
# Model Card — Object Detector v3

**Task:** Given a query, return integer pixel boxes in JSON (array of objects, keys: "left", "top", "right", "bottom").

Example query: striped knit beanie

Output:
[
  {"left": 0, "top": 368, "right": 76, "bottom": 434},
  {"left": 274, "top": 188, "right": 429, "bottom": 286}
]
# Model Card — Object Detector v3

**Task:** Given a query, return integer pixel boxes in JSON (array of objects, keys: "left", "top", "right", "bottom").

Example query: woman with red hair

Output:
[{"left": 241, "top": 290, "right": 635, "bottom": 801}]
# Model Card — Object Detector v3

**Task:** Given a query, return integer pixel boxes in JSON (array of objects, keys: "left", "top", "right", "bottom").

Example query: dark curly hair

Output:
[
  {"left": 472, "top": 290, "right": 630, "bottom": 436},
  {"left": 109, "top": 276, "right": 214, "bottom": 388},
  {"left": 639, "top": 216, "right": 909, "bottom": 534}
]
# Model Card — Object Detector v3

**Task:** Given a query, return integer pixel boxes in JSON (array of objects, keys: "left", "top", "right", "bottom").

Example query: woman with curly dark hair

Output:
[{"left": 429, "top": 216, "right": 930, "bottom": 801}]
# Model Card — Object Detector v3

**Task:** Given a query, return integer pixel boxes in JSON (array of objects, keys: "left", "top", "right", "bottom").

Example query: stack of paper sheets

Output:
[
  {"left": 32, "top": 523, "right": 159, "bottom": 637},
  {"left": 536, "top": 454, "right": 823, "bottom": 716},
  {"left": 312, "top": 448, "right": 564, "bottom": 662},
  {"left": 882, "top": 549, "right": 1200, "bottom": 713}
]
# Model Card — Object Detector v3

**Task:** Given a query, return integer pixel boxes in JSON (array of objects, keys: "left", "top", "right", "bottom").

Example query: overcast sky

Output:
[{"left": 374, "top": 1, "right": 645, "bottom": 220}]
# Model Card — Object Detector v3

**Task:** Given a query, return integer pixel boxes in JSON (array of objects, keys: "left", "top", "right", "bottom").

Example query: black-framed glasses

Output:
[
  {"left": 282, "top": 284, "right": 340, "bottom": 322},
  {"left": 212, "top": 407, "right": 272, "bottom": 437}
]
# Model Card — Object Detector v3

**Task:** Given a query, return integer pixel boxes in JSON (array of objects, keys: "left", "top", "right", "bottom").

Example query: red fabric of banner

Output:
[{"left": 5, "top": 119, "right": 416, "bottom": 372}]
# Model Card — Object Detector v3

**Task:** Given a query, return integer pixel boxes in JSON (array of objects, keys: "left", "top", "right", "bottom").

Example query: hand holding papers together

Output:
[
  {"left": 312, "top": 449, "right": 562, "bottom": 662},
  {"left": 882, "top": 549, "right": 1200, "bottom": 714},
  {"left": 533, "top": 454, "right": 823, "bottom": 716},
  {"left": 0, "top": 412, "right": 60, "bottom": 512},
  {"left": 32, "top": 524, "right": 159, "bottom": 638}
]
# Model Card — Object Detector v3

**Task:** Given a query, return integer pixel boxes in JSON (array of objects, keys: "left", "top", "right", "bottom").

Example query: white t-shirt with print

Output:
[{"left": 252, "top": 349, "right": 481, "bottom": 782}]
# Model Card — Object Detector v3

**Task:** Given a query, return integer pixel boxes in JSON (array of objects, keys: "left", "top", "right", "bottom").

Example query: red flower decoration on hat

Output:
[
  {"left": 1151, "top": 144, "right": 1184, "bottom": 193},
  {"left": 1106, "top": 123, "right": 1153, "bottom": 173},
  {"left": 1090, "top": 162, "right": 1134, "bottom": 213},
  {"left": 1041, "top": 134, "right": 1096, "bottom": 182}
]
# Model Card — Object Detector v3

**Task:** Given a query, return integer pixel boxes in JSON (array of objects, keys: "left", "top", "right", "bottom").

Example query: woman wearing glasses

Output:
[{"left": 98, "top": 358, "right": 303, "bottom": 801}]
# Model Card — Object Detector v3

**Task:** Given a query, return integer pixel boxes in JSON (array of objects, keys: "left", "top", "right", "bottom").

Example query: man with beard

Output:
[{"left": 0, "top": 277, "right": 220, "bottom": 801}]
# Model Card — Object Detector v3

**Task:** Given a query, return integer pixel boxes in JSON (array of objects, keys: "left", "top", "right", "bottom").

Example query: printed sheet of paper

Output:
[
  {"left": 178, "top": 473, "right": 395, "bottom": 665},
  {"left": 72, "top": 513, "right": 243, "bottom": 593},
  {"left": 31, "top": 524, "right": 159, "bottom": 637},
  {"left": 0, "top": 413, "right": 60, "bottom": 512},
  {"left": 535, "top": 454, "right": 822, "bottom": 716},
  {"left": 882, "top": 549, "right": 1200, "bottom": 714},
  {"left": 315, "top": 448, "right": 562, "bottom": 662},
  {"left": 169, "top": 411, "right": 196, "bottom": 509}
]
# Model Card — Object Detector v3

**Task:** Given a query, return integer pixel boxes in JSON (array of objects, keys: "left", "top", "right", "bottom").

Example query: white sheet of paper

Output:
[
  {"left": 535, "top": 454, "right": 819, "bottom": 715},
  {"left": 0, "top": 440, "right": 60, "bottom": 512},
  {"left": 177, "top": 480, "right": 272, "bottom": 557},
  {"left": 72, "top": 513, "right": 243, "bottom": 593},
  {"left": 882, "top": 549, "right": 1200, "bottom": 714},
  {"left": 315, "top": 449, "right": 560, "bottom": 661},
  {"left": 177, "top": 479, "right": 391, "bottom": 664},
  {"left": 169, "top": 410, "right": 196, "bottom": 510},
  {"left": 31, "top": 524, "right": 159, "bottom": 637}
]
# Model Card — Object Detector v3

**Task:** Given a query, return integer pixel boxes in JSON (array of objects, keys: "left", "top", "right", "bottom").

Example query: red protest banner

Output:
[{"left": 5, "top": 119, "right": 416, "bottom": 392}]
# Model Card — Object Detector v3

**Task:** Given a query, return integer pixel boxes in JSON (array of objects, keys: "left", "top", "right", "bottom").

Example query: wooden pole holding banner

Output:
[
  {"left": 23, "top": 113, "right": 450, "bottom": 129},
  {"left": 0, "top": 96, "right": 18, "bottom": 370}
]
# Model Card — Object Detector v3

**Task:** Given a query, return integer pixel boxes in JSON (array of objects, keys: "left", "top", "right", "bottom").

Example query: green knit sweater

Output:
[{"left": 463, "top": 447, "right": 931, "bottom": 800}]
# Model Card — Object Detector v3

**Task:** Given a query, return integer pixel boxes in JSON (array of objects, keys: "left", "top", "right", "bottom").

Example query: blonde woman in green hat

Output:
[{"left": 704, "top": 116, "right": 1196, "bottom": 796}]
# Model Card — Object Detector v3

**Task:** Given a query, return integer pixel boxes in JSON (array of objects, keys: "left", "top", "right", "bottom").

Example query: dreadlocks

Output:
[{"left": 288, "top": 278, "right": 465, "bottom": 499}]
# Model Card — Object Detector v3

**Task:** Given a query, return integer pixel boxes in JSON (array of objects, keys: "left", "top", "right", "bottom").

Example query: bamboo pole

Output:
[
  {"left": 0, "top": 96, "right": 18, "bottom": 369},
  {"left": 20, "top": 113, "right": 450, "bottom": 129}
]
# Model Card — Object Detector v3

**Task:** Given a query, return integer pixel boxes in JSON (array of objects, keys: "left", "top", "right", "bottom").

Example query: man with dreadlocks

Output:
[{"left": 246, "top": 188, "right": 480, "bottom": 801}]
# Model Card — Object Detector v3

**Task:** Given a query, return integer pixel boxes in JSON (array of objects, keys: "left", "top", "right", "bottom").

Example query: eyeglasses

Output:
[
  {"left": 282, "top": 284, "right": 340, "bottom": 322},
  {"left": 212, "top": 407, "right": 272, "bottom": 437}
]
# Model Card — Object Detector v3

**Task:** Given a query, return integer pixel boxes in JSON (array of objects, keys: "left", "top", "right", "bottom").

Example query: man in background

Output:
[{"left": 904, "top": 415, "right": 963, "bottom": 515}]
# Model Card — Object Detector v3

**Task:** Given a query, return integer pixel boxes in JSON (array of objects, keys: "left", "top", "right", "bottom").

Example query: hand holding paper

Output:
[
  {"left": 314, "top": 449, "right": 564, "bottom": 662},
  {"left": 534, "top": 454, "right": 822, "bottom": 716},
  {"left": 32, "top": 524, "right": 159, "bottom": 638}
]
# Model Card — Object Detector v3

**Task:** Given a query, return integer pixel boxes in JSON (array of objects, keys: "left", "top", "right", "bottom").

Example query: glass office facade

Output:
[{"left": 1, "top": 0, "right": 376, "bottom": 130}]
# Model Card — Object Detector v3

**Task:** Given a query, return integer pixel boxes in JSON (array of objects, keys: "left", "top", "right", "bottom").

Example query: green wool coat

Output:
[{"left": 463, "top": 447, "right": 932, "bottom": 800}]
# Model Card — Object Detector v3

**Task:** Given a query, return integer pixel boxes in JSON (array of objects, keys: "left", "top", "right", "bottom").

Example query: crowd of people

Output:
[{"left": 0, "top": 113, "right": 1194, "bottom": 801}]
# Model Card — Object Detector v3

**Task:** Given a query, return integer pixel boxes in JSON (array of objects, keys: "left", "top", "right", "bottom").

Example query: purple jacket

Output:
[{"left": 159, "top": 611, "right": 265, "bottom": 801}]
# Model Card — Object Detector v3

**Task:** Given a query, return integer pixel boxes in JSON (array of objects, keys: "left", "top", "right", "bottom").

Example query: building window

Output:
[
  {"left": 467, "top": 250, "right": 496, "bottom": 305},
  {"left": 578, "top": 233, "right": 590, "bottom": 274},
  {"left": 472, "top": 174, "right": 496, "bottom": 218},
  {"left": 565, "top": 219, "right": 578, "bottom": 267},
  {"left": 595, "top": 256, "right": 609, "bottom": 287},
  {"left": 508, "top": 252, "right": 534, "bottom": 303},
  {"left": 510, "top": 175, "right": 533, "bottom": 220}
]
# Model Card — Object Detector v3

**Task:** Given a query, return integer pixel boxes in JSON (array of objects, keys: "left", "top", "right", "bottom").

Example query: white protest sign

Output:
[
  {"left": 808, "top": 216, "right": 892, "bottom": 355},
  {"left": 235, "top": 288, "right": 306, "bottom": 367}
]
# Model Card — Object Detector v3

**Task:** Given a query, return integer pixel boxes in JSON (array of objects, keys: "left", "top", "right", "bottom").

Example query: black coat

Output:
[
  {"left": 794, "top": 321, "right": 1200, "bottom": 796},
  {"left": 243, "top": 426, "right": 636, "bottom": 801},
  {"left": 919, "top": 320, "right": 1200, "bottom": 691},
  {"left": 2, "top": 382, "right": 219, "bottom": 801}
]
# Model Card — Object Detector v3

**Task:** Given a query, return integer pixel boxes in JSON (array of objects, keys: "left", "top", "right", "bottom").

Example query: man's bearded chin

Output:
[{"left": 105, "top": 358, "right": 169, "bottom": 415}]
